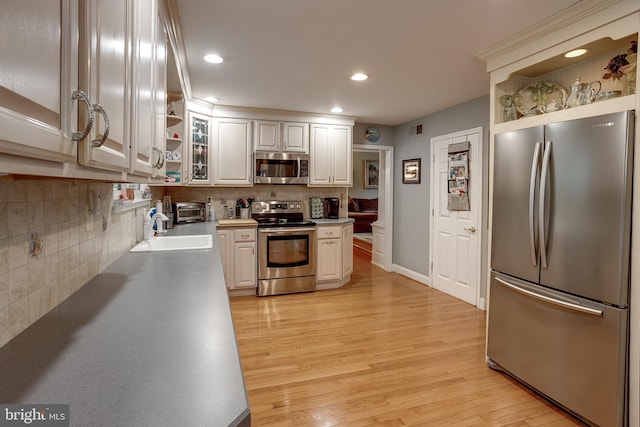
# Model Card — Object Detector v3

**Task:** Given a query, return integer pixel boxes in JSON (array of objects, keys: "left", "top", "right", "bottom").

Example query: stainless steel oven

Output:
[{"left": 253, "top": 201, "right": 316, "bottom": 296}]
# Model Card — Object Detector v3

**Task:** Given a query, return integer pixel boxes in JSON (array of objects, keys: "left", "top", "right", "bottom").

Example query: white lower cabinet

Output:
[
  {"left": 217, "top": 227, "right": 257, "bottom": 293},
  {"left": 316, "top": 223, "right": 353, "bottom": 289},
  {"left": 317, "top": 226, "right": 342, "bottom": 281},
  {"left": 342, "top": 223, "right": 353, "bottom": 277}
]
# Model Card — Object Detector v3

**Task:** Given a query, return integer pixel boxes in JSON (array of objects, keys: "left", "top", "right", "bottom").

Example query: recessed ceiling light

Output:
[
  {"left": 205, "top": 96, "right": 219, "bottom": 103},
  {"left": 204, "top": 54, "right": 224, "bottom": 64},
  {"left": 565, "top": 48, "right": 588, "bottom": 58},
  {"left": 350, "top": 73, "right": 368, "bottom": 81},
  {"left": 331, "top": 107, "right": 343, "bottom": 113}
]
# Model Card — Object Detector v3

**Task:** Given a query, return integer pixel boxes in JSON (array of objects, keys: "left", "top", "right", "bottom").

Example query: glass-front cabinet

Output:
[{"left": 186, "top": 111, "right": 212, "bottom": 184}]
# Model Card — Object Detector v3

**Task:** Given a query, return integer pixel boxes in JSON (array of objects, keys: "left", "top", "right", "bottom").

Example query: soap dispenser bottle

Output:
[{"left": 207, "top": 198, "right": 215, "bottom": 221}]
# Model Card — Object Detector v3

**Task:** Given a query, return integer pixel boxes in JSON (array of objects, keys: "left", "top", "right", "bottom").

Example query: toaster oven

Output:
[{"left": 172, "top": 202, "right": 205, "bottom": 223}]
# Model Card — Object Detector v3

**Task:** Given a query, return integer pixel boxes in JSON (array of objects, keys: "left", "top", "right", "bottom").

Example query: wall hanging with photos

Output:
[{"left": 447, "top": 141, "right": 470, "bottom": 211}]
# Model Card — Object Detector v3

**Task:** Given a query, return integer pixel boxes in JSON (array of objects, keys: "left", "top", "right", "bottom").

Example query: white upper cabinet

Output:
[
  {"left": 130, "top": 0, "right": 167, "bottom": 178},
  {"left": 309, "top": 124, "right": 352, "bottom": 186},
  {"left": 213, "top": 118, "right": 253, "bottom": 186},
  {"left": 78, "top": 0, "right": 166, "bottom": 176},
  {"left": 186, "top": 111, "right": 213, "bottom": 185},
  {"left": 0, "top": 0, "right": 80, "bottom": 164},
  {"left": 254, "top": 120, "right": 309, "bottom": 153},
  {"left": 77, "top": 0, "right": 131, "bottom": 172},
  {"left": 282, "top": 122, "right": 309, "bottom": 152}
]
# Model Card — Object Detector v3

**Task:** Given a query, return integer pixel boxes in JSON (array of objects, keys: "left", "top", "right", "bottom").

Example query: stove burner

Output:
[
  {"left": 255, "top": 218, "right": 316, "bottom": 228},
  {"left": 251, "top": 200, "right": 315, "bottom": 228}
]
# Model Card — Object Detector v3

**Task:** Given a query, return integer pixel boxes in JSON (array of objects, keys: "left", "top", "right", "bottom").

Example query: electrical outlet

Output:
[
  {"left": 90, "top": 189, "right": 102, "bottom": 216},
  {"left": 85, "top": 205, "right": 93, "bottom": 232}
]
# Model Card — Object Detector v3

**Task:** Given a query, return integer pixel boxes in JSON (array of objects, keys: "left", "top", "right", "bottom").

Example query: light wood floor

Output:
[{"left": 229, "top": 252, "right": 583, "bottom": 426}]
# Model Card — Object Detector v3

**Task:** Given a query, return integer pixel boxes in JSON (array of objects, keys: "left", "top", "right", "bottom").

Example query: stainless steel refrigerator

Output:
[{"left": 488, "top": 111, "right": 634, "bottom": 427}]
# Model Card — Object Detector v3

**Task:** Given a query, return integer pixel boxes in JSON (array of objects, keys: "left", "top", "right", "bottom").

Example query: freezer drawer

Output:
[{"left": 487, "top": 272, "right": 628, "bottom": 427}]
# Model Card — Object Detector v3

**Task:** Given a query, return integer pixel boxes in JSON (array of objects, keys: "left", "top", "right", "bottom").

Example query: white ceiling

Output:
[{"left": 170, "top": 0, "right": 581, "bottom": 125}]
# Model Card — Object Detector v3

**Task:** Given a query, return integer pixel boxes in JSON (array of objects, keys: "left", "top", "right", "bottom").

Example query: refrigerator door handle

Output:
[
  {"left": 539, "top": 141, "right": 552, "bottom": 269},
  {"left": 528, "top": 142, "right": 542, "bottom": 265},
  {"left": 495, "top": 277, "right": 603, "bottom": 317}
]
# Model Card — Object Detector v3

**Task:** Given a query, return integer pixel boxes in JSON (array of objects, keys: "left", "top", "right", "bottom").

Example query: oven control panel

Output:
[{"left": 251, "top": 200, "right": 304, "bottom": 214}]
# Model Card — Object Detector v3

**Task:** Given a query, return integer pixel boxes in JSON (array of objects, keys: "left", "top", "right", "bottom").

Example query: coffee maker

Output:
[{"left": 324, "top": 197, "right": 339, "bottom": 219}]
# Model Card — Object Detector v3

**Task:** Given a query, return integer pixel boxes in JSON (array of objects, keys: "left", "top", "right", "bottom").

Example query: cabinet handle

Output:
[
  {"left": 91, "top": 103, "right": 110, "bottom": 148},
  {"left": 71, "top": 90, "right": 94, "bottom": 142},
  {"left": 153, "top": 147, "right": 164, "bottom": 169}
]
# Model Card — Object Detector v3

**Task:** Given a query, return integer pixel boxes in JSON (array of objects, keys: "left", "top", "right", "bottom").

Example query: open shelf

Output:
[{"left": 166, "top": 115, "right": 183, "bottom": 127}]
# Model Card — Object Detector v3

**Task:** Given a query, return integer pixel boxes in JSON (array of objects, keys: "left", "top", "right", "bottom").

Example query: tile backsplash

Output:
[
  {"left": 154, "top": 185, "right": 348, "bottom": 219},
  {"left": 0, "top": 176, "right": 146, "bottom": 348}
]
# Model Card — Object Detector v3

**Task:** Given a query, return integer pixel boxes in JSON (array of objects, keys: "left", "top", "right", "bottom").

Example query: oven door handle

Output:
[{"left": 259, "top": 227, "right": 317, "bottom": 234}]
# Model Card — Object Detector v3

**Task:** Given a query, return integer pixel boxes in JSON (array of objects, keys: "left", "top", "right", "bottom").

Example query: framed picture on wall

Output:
[
  {"left": 364, "top": 160, "right": 379, "bottom": 189},
  {"left": 402, "top": 158, "right": 421, "bottom": 184}
]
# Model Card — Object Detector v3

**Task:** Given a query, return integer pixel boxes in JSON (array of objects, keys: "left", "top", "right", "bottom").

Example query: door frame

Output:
[
  {"left": 353, "top": 143, "right": 394, "bottom": 271},
  {"left": 429, "top": 127, "right": 484, "bottom": 308}
]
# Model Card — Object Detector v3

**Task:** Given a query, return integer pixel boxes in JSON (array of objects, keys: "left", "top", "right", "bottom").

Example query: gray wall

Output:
[
  {"left": 351, "top": 151, "right": 379, "bottom": 199},
  {"left": 353, "top": 123, "right": 395, "bottom": 148},
  {"left": 392, "top": 95, "right": 490, "bottom": 298}
]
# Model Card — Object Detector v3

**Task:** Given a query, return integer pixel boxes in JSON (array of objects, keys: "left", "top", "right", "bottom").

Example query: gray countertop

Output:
[{"left": 0, "top": 221, "right": 250, "bottom": 427}]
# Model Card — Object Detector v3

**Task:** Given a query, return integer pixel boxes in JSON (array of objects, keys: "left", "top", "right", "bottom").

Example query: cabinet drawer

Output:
[
  {"left": 234, "top": 228, "right": 256, "bottom": 242},
  {"left": 317, "top": 226, "right": 341, "bottom": 239}
]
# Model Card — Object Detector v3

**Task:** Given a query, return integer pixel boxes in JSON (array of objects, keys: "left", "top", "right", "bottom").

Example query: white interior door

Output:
[{"left": 430, "top": 128, "right": 482, "bottom": 306}]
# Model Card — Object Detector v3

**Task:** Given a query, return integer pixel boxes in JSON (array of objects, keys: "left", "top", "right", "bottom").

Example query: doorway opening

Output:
[{"left": 352, "top": 144, "right": 394, "bottom": 271}]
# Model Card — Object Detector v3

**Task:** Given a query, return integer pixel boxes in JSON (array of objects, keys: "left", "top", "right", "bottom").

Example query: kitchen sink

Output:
[{"left": 130, "top": 234, "right": 213, "bottom": 252}]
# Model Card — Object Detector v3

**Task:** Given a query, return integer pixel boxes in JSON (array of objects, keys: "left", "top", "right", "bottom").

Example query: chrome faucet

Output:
[{"left": 144, "top": 211, "right": 169, "bottom": 241}]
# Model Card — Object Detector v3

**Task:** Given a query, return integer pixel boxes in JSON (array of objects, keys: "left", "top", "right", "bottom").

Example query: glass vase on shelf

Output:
[{"left": 499, "top": 94, "right": 517, "bottom": 122}]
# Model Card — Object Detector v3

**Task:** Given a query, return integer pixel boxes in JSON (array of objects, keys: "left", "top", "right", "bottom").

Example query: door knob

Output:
[{"left": 464, "top": 226, "right": 476, "bottom": 233}]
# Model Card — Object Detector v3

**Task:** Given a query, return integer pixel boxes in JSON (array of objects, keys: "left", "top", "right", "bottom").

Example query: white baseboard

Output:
[{"left": 392, "top": 264, "right": 430, "bottom": 286}]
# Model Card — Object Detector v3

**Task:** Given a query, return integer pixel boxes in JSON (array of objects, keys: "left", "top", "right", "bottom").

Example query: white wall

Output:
[{"left": 393, "top": 95, "right": 490, "bottom": 297}]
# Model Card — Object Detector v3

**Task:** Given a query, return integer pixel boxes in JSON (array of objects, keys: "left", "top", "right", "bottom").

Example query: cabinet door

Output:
[
  {"left": 317, "top": 238, "right": 341, "bottom": 281},
  {"left": 130, "top": 0, "right": 166, "bottom": 177},
  {"left": 0, "top": 0, "right": 78, "bottom": 163},
  {"left": 187, "top": 111, "right": 212, "bottom": 184},
  {"left": 342, "top": 223, "right": 353, "bottom": 276},
  {"left": 331, "top": 125, "right": 352, "bottom": 186},
  {"left": 309, "top": 124, "right": 352, "bottom": 186},
  {"left": 213, "top": 118, "right": 252, "bottom": 186},
  {"left": 151, "top": 20, "right": 167, "bottom": 180},
  {"left": 282, "top": 122, "right": 309, "bottom": 152},
  {"left": 234, "top": 242, "right": 256, "bottom": 288},
  {"left": 78, "top": 0, "right": 131, "bottom": 172},
  {"left": 217, "top": 230, "right": 233, "bottom": 287},
  {"left": 309, "top": 124, "right": 332, "bottom": 185},
  {"left": 254, "top": 120, "right": 279, "bottom": 151}
]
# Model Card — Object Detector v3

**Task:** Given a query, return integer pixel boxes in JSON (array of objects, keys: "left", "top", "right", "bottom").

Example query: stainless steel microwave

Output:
[{"left": 254, "top": 152, "right": 309, "bottom": 184}]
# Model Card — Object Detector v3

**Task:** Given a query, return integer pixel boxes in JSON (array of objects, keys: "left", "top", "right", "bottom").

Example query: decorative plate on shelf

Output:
[{"left": 514, "top": 81, "right": 567, "bottom": 116}]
